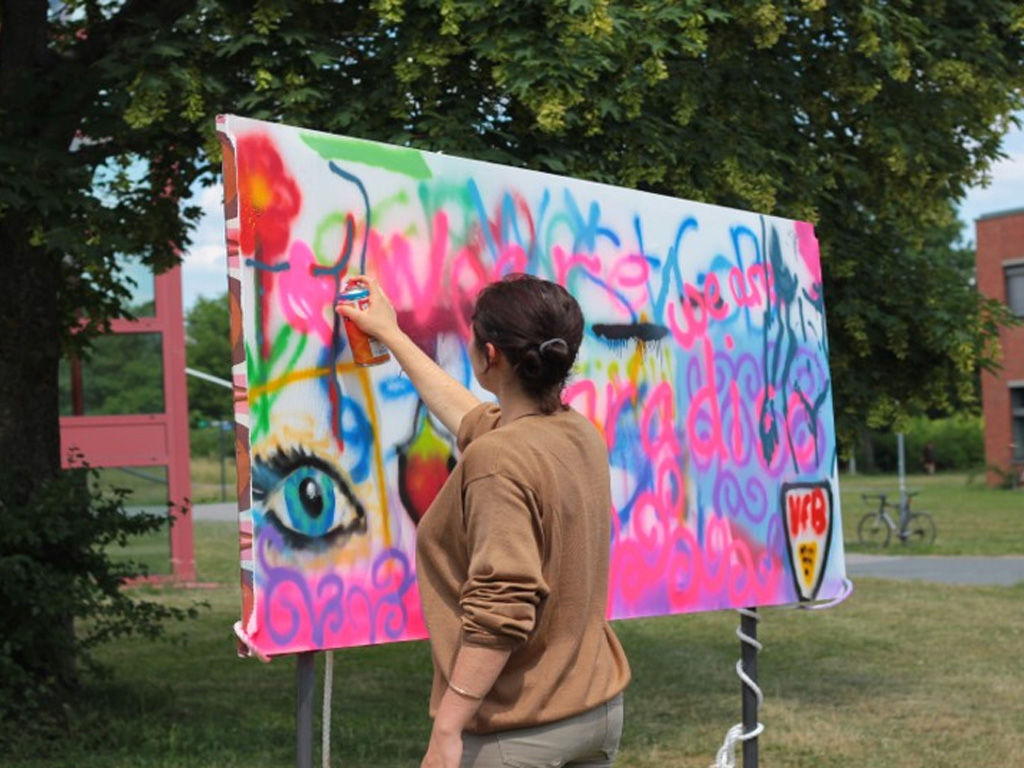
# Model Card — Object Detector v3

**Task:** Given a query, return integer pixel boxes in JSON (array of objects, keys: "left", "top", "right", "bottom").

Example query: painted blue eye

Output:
[
  {"left": 255, "top": 453, "right": 367, "bottom": 546},
  {"left": 282, "top": 467, "right": 338, "bottom": 538}
]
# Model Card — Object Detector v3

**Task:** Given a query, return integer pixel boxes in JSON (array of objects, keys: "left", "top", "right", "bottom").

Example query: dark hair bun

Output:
[{"left": 471, "top": 275, "right": 584, "bottom": 413}]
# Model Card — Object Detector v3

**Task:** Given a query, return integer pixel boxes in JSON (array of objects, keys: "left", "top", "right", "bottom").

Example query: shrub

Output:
[
  {"left": 189, "top": 422, "right": 233, "bottom": 458},
  {"left": 0, "top": 457, "right": 203, "bottom": 739},
  {"left": 851, "top": 413, "right": 985, "bottom": 473}
]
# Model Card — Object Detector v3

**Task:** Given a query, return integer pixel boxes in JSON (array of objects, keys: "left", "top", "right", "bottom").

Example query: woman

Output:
[{"left": 338, "top": 273, "right": 630, "bottom": 768}]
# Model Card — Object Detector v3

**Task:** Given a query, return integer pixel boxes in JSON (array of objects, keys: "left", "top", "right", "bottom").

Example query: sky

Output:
[
  {"left": 179, "top": 117, "right": 1024, "bottom": 310},
  {"left": 181, "top": 182, "right": 232, "bottom": 310}
]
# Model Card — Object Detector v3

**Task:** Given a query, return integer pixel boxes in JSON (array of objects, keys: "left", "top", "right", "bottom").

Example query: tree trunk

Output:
[
  {"left": 0, "top": 217, "right": 79, "bottom": 692},
  {"left": 860, "top": 430, "right": 876, "bottom": 473},
  {"left": 0, "top": 1, "right": 82, "bottom": 694},
  {"left": 0, "top": 221, "right": 63, "bottom": 492}
]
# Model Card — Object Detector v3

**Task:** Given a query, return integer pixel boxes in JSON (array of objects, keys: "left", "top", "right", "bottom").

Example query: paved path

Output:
[
  {"left": 192, "top": 502, "right": 237, "bottom": 522},
  {"left": 845, "top": 553, "right": 1024, "bottom": 587},
  {"left": 194, "top": 503, "right": 1024, "bottom": 587}
]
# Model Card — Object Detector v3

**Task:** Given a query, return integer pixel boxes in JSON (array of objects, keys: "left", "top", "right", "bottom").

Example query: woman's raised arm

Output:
[{"left": 335, "top": 276, "right": 480, "bottom": 436}]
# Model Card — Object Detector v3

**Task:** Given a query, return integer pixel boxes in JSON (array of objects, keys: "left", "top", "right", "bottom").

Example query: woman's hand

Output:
[
  {"left": 335, "top": 275, "right": 400, "bottom": 345},
  {"left": 420, "top": 725, "right": 463, "bottom": 768},
  {"left": 336, "top": 274, "right": 480, "bottom": 435}
]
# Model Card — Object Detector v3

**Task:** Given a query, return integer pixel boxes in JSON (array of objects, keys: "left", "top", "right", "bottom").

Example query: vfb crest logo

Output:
[{"left": 781, "top": 482, "right": 834, "bottom": 601}]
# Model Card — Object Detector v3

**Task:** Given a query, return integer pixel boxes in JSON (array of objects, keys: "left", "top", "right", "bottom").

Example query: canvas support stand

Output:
[
  {"left": 714, "top": 608, "right": 765, "bottom": 768},
  {"left": 297, "top": 651, "right": 316, "bottom": 768},
  {"left": 741, "top": 608, "right": 761, "bottom": 768}
]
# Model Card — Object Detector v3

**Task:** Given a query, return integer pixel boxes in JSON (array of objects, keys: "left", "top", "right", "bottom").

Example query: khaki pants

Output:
[{"left": 461, "top": 693, "right": 625, "bottom": 768}]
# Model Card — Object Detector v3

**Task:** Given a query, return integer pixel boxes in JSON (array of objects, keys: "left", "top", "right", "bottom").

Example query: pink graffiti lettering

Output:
[
  {"left": 728, "top": 262, "right": 774, "bottom": 311},
  {"left": 665, "top": 274, "right": 734, "bottom": 350},
  {"left": 795, "top": 221, "right": 821, "bottom": 299},
  {"left": 551, "top": 244, "right": 603, "bottom": 289},
  {"left": 641, "top": 382, "right": 684, "bottom": 468},
  {"left": 372, "top": 211, "right": 453, "bottom": 328},
  {"left": 686, "top": 338, "right": 727, "bottom": 466}
]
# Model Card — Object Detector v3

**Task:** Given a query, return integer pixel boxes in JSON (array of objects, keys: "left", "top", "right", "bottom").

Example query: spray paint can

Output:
[{"left": 336, "top": 283, "right": 391, "bottom": 366}]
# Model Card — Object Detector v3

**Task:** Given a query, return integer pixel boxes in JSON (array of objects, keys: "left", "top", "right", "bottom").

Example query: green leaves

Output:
[
  {"left": 186, "top": 293, "right": 234, "bottom": 423},
  {"left": 1, "top": 0, "right": 1022, "bottom": 492},
  {"left": 0, "top": 462, "right": 204, "bottom": 724},
  {"left": 4, "top": 0, "right": 1022, "bottom": 421}
]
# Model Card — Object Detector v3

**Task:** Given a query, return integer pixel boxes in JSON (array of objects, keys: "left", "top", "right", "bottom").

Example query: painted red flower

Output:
[{"left": 237, "top": 133, "right": 302, "bottom": 263}]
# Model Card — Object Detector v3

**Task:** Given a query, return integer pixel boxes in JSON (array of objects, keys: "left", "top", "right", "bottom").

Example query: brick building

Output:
[{"left": 976, "top": 208, "right": 1024, "bottom": 487}]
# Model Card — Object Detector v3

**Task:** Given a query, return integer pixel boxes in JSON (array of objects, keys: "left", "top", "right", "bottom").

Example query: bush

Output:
[
  {"left": 0, "top": 458, "right": 203, "bottom": 738},
  {"left": 851, "top": 414, "right": 985, "bottom": 473},
  {"left": 189, "top": 422, "right": 233, "bottom": 459}
]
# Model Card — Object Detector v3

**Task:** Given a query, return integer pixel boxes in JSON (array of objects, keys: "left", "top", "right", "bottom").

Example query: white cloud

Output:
[
  {"left": 196, "top": 184, "right": 223, "bottom": 209},
  {"left": 988, "top": 150, "right": 1024, "bottom": 187},
  {"left": 960, "top": 146, "right": 1024, "bottom": 233},
  {"left": 183, "top": 242, "right": 227, "bottom": 272},
  {"left": 181, "top": 238, "right": 228, "bottom": 307},
  {"left": 180, "top": 186, "right": 228, "bottom": 307},
  {"left": 958, "top": 115, "right": 1024, "bottom": 239},
  {"left": 182, "top": 267, "right": 229, "bottom": 306}
]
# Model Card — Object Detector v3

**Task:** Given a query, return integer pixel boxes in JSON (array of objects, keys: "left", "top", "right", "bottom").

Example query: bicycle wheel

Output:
[
  {"left": 900, "top": 512, "right": 936, "bottom": 547},
  {"left": 858, "top": 512, "right": 891, "bottom": 548}
]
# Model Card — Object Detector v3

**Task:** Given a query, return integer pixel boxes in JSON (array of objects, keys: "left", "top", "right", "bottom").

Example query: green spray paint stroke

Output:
[
  {"left": 300, "top": 133, "right": 433, "bottom": 180},
  {"left": 247, "top": 325, "right": 308, "bottom": 443}
]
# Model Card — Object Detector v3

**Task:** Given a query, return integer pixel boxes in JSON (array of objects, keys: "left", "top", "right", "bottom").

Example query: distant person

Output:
[
  {"left": 922, "top": 442, "right": 936, "bottom": 475},
  {"left": 338, "top": 273, "right": 631, "bottom": 768}
]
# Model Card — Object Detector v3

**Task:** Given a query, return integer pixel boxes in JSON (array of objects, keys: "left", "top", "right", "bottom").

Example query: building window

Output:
[
  {"left": 1007, "top": 263, "right": 1024, "bottom": 317},
  {"left": 1013, "top": 386, "right": 1024, "bottom": 463}
]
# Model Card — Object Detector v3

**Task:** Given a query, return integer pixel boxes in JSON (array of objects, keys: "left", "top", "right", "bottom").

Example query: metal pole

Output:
[
  {"left": 741, "top": 609, "right": 759, "bottom": 768},
  {"left": 219, "top": 422, "right": 227, "bottom": 501},
  {"left": 184, "top": 366, "right": 233, "bottom": 389},
  {"left": 897, "top": 432, "right": 908, "bottom": 529},
  {"left": 297, "top": 652, "right": 316, "bottom": 768},
  {"left": 70, "top": 354, "right": 85, "bottom": 415}
]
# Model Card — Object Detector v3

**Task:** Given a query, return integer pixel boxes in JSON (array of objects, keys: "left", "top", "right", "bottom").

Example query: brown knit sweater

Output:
[{"left": 416, "top": 403, "right": 631, "bottom": 734}]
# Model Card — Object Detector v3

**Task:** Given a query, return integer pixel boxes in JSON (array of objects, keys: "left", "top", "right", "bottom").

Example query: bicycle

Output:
[{"left": 857, "top": 491, "right": 937, "bottom": 548}]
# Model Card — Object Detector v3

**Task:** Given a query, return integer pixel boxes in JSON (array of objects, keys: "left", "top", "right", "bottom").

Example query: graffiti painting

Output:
[{"left": 218, "top": 114, "right": 846, "bottom": 658}]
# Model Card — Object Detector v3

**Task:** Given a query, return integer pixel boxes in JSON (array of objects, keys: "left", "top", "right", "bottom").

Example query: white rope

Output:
[
  {"left": 798, "top": 577, "right": 854, "bottom": 611},
  {"left": 711, "top": 608, "right": 764, "bottom": 768},
  {"left": 713, "top": 721, "right": 766, "bottom": 768},
  {"left": 734, "top": 607, "right": 763, "bottom": 659},
  {"left": 322, "top": 651, "right": 334, "bottom": 768}
]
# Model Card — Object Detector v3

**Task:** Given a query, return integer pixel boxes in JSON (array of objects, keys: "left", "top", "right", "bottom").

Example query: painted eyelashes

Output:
[{"left": 253, "top": 448, "right": 367, "bottom": 549}]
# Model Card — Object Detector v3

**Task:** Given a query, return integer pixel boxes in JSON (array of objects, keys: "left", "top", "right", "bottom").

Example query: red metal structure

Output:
[
  {"left": 59, "top": 265, "right": 195, "bottom": 580},
  {"left": 976, "top": 208, "right": 1024, "bottom": 488}
]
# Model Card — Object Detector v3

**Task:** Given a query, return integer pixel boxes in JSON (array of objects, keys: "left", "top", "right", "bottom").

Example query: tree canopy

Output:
[
  {"left": 3, "top": 1, "right": 1022, "bottom": 454},
  {"left": 1, "top": 0, "right": 1023, "bottom": 712}
]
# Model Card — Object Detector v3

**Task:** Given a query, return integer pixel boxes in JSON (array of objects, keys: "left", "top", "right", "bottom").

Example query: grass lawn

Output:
[
  {"left": 5, "top": 472, "right": 1022, "bottom": 767},
  {"left": 839, "top": 471, "right": 1024, "bottom": 555},
  {"left": 190, "top": 454, "right": 237, "bottom": 504}
]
